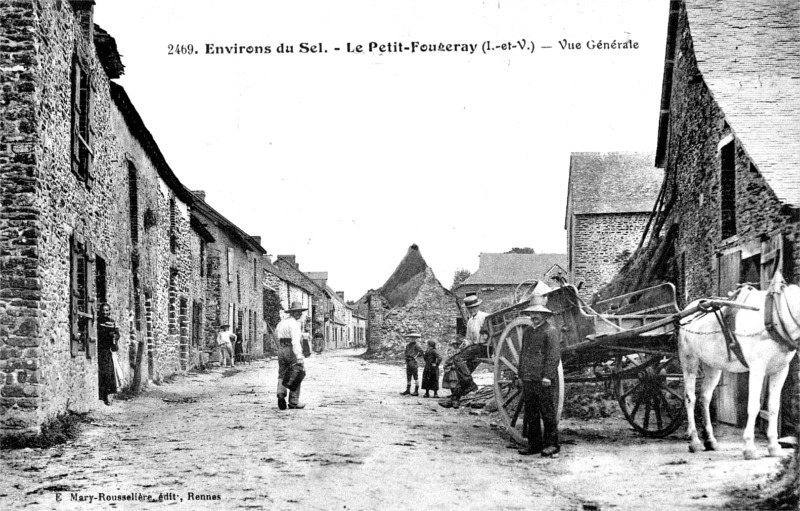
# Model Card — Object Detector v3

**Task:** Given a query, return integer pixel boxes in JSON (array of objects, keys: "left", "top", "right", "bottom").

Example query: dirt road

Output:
[{"left": 0, "top": 349, "right": 789, "bottom": 510}]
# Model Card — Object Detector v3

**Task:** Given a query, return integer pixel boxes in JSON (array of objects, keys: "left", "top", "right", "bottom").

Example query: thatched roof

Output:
[{"left": 375, "top": 244, "right": 447, "bottom": 308}]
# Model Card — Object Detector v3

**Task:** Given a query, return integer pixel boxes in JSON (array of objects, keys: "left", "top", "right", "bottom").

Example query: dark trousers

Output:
[
  {"left": 452, "top": 344, "right": 489, "bottom": 398},
  {"left": 277, "top": 344, "right": 301, "bottom": 405},
  {"left": 405, "top": 359, "right": 419, "bottom": 382},
  {"left": 522, "top": 380, "right": 558, "bottom": 450}
]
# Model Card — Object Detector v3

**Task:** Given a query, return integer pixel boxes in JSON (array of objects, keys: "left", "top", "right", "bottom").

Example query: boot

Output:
[
  {"left": 410, "top": 385, "right": 419, "bottom": 396},
  {"left": 400, "top": 385, "right": 411, "bottom": 396}
]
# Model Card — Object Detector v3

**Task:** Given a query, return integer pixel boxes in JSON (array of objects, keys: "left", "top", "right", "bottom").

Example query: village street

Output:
[{"left": 1, "top": 349, "right": 790, "bottom": 511}]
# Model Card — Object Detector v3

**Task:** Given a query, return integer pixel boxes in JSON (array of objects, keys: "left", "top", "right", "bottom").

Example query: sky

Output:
[{"left": 94, "top": 0, "right": 670, "bottom": 299}]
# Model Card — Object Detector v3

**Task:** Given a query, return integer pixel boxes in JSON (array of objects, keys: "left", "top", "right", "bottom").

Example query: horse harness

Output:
[{"left": 765, "top": 282, "right": 800, "bottom": 351}]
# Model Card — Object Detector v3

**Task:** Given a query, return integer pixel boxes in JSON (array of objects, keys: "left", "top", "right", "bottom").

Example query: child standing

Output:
[
  {"left": 400, "top": 331, "right": 424, "bottom": 396},
  {"left": 421, "top": 340, "right": 442, "bottom": 398}
]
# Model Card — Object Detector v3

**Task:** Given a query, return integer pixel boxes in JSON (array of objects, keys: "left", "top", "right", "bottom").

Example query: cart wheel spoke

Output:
[
  {"left": 653, "top": 392, "right": 664, "bottom": 430},
  {"left": 502, "top": 388, "right": 521, "bottom": 410}
]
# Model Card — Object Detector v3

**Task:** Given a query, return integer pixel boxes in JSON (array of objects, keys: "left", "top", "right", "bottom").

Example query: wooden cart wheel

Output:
[
  {"left": 493, "top": 317, "right": 564, "bottom": 445},
  {"left": 613, "top": 352, "right": 685, "bottom": 438}
]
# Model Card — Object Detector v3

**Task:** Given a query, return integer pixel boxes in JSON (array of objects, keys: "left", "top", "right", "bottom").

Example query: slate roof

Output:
[
  {"left": 566, "top": 152, "right": 663, "bottom": 219},
  {"left": 459, "top": 253, "right": 568, "bottom": 286},
  {"left": 662, "top": 0, "right": 800, "bottom": 207}
]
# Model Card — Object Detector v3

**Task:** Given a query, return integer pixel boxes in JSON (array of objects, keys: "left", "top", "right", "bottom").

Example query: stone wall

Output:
[
  {"left": 662, "top": 7, "right": 795, "bottom": 300},
  {"left": 571, "top": 212, "right": 650, "bottom": 301},
  {"left": 0, "top": 0, "right": 205, "bottom": 436}
]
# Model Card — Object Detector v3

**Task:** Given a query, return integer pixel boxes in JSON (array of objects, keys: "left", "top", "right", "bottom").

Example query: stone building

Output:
[
  {"left": 352, "top": 311, "right": 367, "bottom": 348},
  {"left": 607, "top": 0, "right": 799, "bottom": 430},
  {"left": 190, "top": 194, "right": 266, "bottom": 358},
  {"left": 360, "top": 245, "right": 460, "bottom": 357},
  {"left": 273, "top": 255, "right": 321, "bottom": 338},
  {"left": 0, "top": 1, "right": 209, "bottom": 436},
  {"left": 453, "top": 253, "right": 567, "bottom": 310},
  {"left": 565, "top": 152, "right": 663, "bottom": 302}
]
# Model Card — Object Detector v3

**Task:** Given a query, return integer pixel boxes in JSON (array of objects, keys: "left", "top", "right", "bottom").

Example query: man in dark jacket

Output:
[{"left": 517, "top": 294, "right": 562, "bottom": 457}]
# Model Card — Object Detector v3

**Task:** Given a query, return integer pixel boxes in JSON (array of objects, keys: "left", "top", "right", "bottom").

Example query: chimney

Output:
[
  {"left": 277, "top": 255, "right": 296, "bottom": 267},
  {"left": 336, "top": 291, "right": 345, "bottom": 300},
  {"left": 69, "top": 1, "right": 95, "bottom": 43},
  {"left": 252, "top": 236, "right": 261, "bottom": 245},
  {"left": 192, "top": 190, "right": 206, "bottom": 202}
]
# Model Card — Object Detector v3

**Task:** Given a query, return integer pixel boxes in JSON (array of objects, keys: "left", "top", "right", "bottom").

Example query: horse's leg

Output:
[
  {"left": 699, "top": 366, "right": 722, "bottom": 451},
  {"left": 680, "top": 346, "right": 703, "bottom": 453},
  {"left": 743, "top": 366, "right": 766, "bottom": 460},
  {"left": 765, "top": 362, "right": 791, "bottom": 457}
]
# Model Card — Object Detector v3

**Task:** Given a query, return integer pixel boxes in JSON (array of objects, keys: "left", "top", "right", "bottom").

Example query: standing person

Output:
[
  {"left": 400, "top": 332, "right": 424, "bottom": 396},
  {"left": 421, "top": 340, "right": 442, "bottom": 398},
  {"left": 440, "top": 295, "right": 489, "bottom": 409},
  {"left": 217, "top": 324, "right": 236, "bottom": 368},
  {"left": 517, "top": 294, "right": 562, "bottom": 457},
  {"left": 97, "top": 303, "right": 120, "bottom": 406},
  {"left": 275, "top": 301, "right": 307, "bottom": 410}
]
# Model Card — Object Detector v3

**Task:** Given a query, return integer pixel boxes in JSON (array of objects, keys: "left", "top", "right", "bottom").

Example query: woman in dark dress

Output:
[
  {"left": 421, "top": 340, "right": 442, "bottom": 398},
  {"left": 97, "top": 303, "right": 120, "bottom": 406}
]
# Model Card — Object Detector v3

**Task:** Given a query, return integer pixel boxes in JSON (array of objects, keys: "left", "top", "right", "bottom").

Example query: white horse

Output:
[{"left": 679, "top": 271, "right": 799, "bottom": 460}]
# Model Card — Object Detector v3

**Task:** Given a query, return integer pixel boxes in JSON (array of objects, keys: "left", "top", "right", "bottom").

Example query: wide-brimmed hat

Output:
[
  {"left": 405, "top": 331, "right": 422, "bottom": 338},
  {"left": 463, "top": 295, "right": 482, "bottom": 308},
  {"left": 427, "top": 340, "right": 436, "bottom": 348},
  {"left": 219, "top": 324, "right": 230, "bottom": 329},
  {"left": 522, "top": 293, "right": 552, "bottom": 314},
  {"left": 286, "top": 301, "right": 308, "bottom": 313}
]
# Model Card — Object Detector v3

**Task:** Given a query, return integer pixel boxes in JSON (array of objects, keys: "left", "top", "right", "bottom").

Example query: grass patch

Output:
[{"left": 0, "top": 410, "right": 90, "bottom": 450}]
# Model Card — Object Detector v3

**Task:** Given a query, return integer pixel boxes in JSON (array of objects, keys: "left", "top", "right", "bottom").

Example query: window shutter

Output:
[
  {"left": 70, "top": 59, "right": 81, "bottom": 177},
  {"left": 70, "top": 235, "right": 83, "bottom": 356},
  {"left": 85, "top": 239, "right": 97, "bottom": 358},
  {"left": 85, "top": 73, "right": 95, "bottom": 189}
]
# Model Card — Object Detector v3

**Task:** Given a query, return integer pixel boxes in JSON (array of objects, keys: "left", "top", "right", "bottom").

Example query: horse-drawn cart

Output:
[{"left": 484, "top": 283, "right": 755, "bottom": 444}]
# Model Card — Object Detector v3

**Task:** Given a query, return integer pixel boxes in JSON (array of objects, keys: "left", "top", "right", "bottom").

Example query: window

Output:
[
  {"left": 253, "top": 258, "right": 257, "bottom": 290},
  {"left": 169, "top": 197, "right": 177, "bottom": 254},
  {"left": 237, "top": 272, "right": 241, "bottom": 302},
  {"left": 227, "top": 247, "right": 234, "bottom": 283},
  {"left": 199, "top": 241, "right": 206, "bottom": 277},
  {"left": 720, "top": 142, "right": 736, "bottom": 238},
  {"left": 128, "top": 161, "right": 139, "bottom": 245},
  {"left": 70, "top": 232, "right": 97, "bottom": 357},
  {"left": 70, "top": 54, "right": 94, "bottom": 185}
]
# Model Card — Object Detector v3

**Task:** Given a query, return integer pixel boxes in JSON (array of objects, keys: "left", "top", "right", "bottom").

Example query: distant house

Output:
[
  {"left": 565, "top": 152, "right": 663, "bottom": 301},
  {"left": 190, "top": 194, "right": 266, "bottom": 359},
  {"left": 453, "top": 253, "right": 568, "bottom": 309}
]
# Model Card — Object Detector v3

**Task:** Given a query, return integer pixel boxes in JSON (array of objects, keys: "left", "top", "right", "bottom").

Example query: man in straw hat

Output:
[
  {"left": 440, "top": 294, "right": 489, "bottom": 409},
  {"left": 275, "top": 301, "right": 308, "bottom": 410},
  {"left": 517, "top": 293, "right": 562, "bottom": 457},
  {"left": 216, "top": 324, "right": 236, "bottom": 368}
]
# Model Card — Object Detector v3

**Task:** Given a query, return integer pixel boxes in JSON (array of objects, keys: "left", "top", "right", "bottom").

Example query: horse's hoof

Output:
[
  {"left": 704, "top": 439, "right": 718, "bottom": 451},
  {"left": 743, "top": 448, "right": 761, "bottom": 460},
  {"left": 689, "top": 441, "right": 703, "bottom": 453},
  {"left": 767, "top": 445, "right": 782, "bottom": 457}
]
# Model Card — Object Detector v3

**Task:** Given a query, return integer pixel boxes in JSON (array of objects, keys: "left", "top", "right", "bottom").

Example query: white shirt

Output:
[
  {"left": 275, "top": 316, "right": 304, "bottom": 362},
  {"left": 466, "top": 310, "right": 489, "bottom": 345},
  {"left": 217, "top": 330, "right": 236, "bottom": 346}
]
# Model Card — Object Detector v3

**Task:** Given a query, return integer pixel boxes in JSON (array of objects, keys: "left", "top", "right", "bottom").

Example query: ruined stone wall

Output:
[
  {"left": 366, "top": 268, "right": 459, "bottom": 357},
  {"left": 571, "top": 213, "right": 650, "bottom": 301}
]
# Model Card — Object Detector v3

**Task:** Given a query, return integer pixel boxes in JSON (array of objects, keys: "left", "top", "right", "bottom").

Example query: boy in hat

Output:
[
  {"left": 275, "top": 301, "right": 308, "bottom": 410},
  {"left": 440, "top": 294, "right": 488, "bottom": 409},
  {"left": 517, "top": 294, "right": 562, "bottom": 457},
  {"left": 400, "top": 331, "right": 424, "bottom": 396}
]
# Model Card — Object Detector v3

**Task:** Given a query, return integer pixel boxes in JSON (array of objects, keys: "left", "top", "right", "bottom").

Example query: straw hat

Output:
[
  {"left": 463, "top": 295, "right": 482, "bottom": 308},
  {"left": 405, "top": 331, "right": 422, "bottom": 338},
  {"left": 522, "top": 293, "right": 552, "bottom": 314},
  {"left": 286, "top": 301, "right": 308, "bottom": 313}
]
